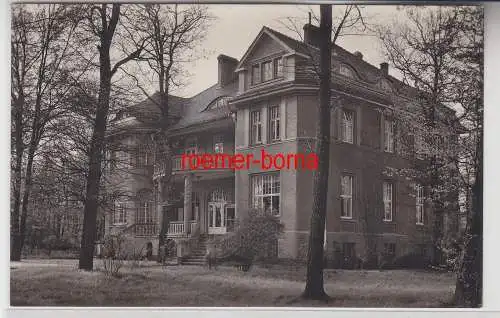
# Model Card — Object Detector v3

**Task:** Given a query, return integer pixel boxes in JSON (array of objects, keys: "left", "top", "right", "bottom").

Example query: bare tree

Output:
[
  {"left": 78, "top": 4, "right": 147, "bottom": 270},
  {"left": 376, "top": 5, "right": 483, "bottom": 306},
  {"left": 119, "top": 4, "right": 213, "bottom": 258},
  {"left": 10, "top": 4, "right": 85, "bottom": 261}
]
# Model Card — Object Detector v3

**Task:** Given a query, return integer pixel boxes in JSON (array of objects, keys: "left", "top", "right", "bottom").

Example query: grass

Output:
[{"left": 10, "top": 259, "right": 456, "bottom": 307}]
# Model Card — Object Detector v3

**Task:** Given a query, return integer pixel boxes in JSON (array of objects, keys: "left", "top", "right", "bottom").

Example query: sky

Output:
[{"left": 176, "top": 4, "right": 407, "bottom": 98}]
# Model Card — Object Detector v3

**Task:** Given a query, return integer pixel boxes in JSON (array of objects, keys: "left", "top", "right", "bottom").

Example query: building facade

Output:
[{"left": 104, "top": 24, "right": 460, "bottom": 266}]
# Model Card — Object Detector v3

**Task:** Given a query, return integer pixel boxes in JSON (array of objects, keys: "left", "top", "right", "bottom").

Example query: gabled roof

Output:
[{"left": 235, "top": 26, "right": 314, "bottom": 70}]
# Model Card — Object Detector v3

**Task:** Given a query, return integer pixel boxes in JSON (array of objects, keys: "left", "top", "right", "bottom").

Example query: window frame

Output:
[
  {"left": 261, "top": 60, "right": 273, "bottom": 82},
  {"left": 251, "top": 64, "right": 261, "bottom": 85},
  {"left": 269, "top": 105, "right": 281, "bottom": 142},
  {"left": 341, "top": 109, "right": 355, "bottom": 144},
  {"left": 251, "top": 173, "right": 281, "bottom": 217},
  {"left": 213, "top": 134, "right": 224, "bottom": 153},
  {"left": 113, "top": 202, "right": 127, "bottom": 225},
  {"left": 136, "top": 201, "right": 154, "bottom": 224},
  {"left": 340, "top": 174, "right": 353, "bottom": 219},
  {"left": 273, "top": 57, "right": 283, "bottom": 78},
  {"left": 250, "top": 109, "right": 263, "bottom": 145},
  {"left": 384, "top": 117, "right": 395, "bottom": 153},
  {"left": 382, "top": 182, "right": 394, "bottom": 222}
]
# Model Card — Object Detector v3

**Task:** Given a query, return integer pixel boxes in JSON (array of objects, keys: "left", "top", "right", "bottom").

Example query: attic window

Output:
[
  {"left": 379, "top": 79, "right": 393, "bottom": 92},
  {"left": 339, "top": 64, "right": 357, "bottom": 79},
  {"left": 114, "top": 110, "right": 132, "bottom": 121},
  {"left": 207, "top": 96, "right": 230, "bottom": 111}
]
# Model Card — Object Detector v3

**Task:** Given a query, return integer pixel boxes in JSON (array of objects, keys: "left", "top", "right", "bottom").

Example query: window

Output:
[
  {"left": 379, "top": 79, "right": 392, "bottom": 92},
  {"left": 252, "top": 173, "right": 280, "bottom": 216},
  {"left": 213, "top": 135, "right": 224, "bottom": 153},
  {"left": 384, "top": 117, "right": 395, "bottom": 153},
  {"left": 274, "top": 58, "right": 283, "bottom": 78},
  {"left": 252, "top": 64, "right": 260, "bottom": 84},
  {"left": 262, "top": 61, "right": 273, "bottom": 82},
  {"left": 341, "top": 109, "right": 354, "bottom": 144},
  {"left": 207, "top": 96, "right": 230, "bottom": 110},
  {"left": 250, "top": 110, "right": 262, "bottom": 145},
  {"left": 269, "top": 106, "right": 280, "bottom": 142},
  {"left": 340, "top": 175, "right": 353, "bottom": 218},
  {"left": 136, "top": 201, "right": 154, "bottom": 224},
  {"left": 136, "top": 146, "right": 151, "bottom": 167},
  {"left": 114, "top": 202, "right": 127, "bottom": 224},
  {"left": 383, "top": 182, "right": 393, "bottom": 222},
  {"left": 416, "top": 184, "right": 424, "bottom": 225},
  {"left": 185, "top": 137, "right": 198, "bottom": 155},
  {"left": 339, "top": 64, "right": 356, "bottom": 79},
  {"left": 384, "top": 243, "right": 396, "bottom": 258}
]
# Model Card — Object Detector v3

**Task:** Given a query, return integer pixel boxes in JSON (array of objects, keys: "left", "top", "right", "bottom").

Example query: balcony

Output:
[
  {"left": 167, "top": 221, "right": 198, "bottom": 237},
  {"left": 134, "top": 223, "right": 159, "bottom": 237}
]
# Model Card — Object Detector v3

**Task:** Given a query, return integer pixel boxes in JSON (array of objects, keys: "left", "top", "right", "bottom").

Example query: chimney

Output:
[
  {"left": 303, "top": 23, "right": 321, "bottom": 47},
  {"left": 380, "top": 62, "right": 389, "bottom": 75},
  {"left": 353, "top": 51, "right": 363, "bottom": 60},
  {"left": 217, "top": 54, "right": 239, "bottom": 87}
]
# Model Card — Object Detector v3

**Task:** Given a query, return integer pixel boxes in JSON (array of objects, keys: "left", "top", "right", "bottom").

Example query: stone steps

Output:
[{"left": 180, "top": 236, "right": 209, "bottom": 266}]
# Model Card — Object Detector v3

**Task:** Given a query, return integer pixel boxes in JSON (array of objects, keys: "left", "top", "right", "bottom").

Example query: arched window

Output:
[
  {"left": 379, "top": 79, "right": 393, "bottom": 92},
  {"left": 339, "top": 64, "right": 357, "bottom": 79},
  {"left": 206, "top": 96, "right": 230, "bottom": 111}
]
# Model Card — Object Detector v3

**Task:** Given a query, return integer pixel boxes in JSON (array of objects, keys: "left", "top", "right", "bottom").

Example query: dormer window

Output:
[
  {"left": 252, "top": 65, "right": 260, "bottom": 85},
  {"left": 274, "top": 57, "right": 283, "bottom": 78},
  {"left": 379, "top": 79, "right": 393, "bottom": 92},
  {"left": 206, "top": 96, "right": 230, "bottom": 111},
  {"left": 339, "top": 64, "right": 357, "bottom": 79},
  {"left": 262, "top": 61, "right": 273, "bottom": 82},
  {"left": 251, "top": 57, "right": 284, "bottom": 86}
]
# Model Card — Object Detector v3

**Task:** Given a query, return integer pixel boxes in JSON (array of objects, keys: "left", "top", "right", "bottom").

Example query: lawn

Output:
[{"left": 10, "top": 259, "right": 456, "bottom": 307}]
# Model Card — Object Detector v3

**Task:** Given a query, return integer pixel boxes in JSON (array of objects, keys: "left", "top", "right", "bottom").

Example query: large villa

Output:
[{"left": 104, "top": 22, "right": 461, "bottom": 267}]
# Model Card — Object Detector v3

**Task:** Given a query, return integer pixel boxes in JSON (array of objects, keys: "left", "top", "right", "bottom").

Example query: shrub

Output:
[
  {"left": 101, "top": 233, "right": 127, "bottom": 277},
  {"left": 216, "top": 209, "right": 284, "bottom": 270},
  {"left": 387, "top": 253, "right": 432, "bottom": 270},
  {"left": 41, "top": 235, "right": 74, "bottom": 256}
]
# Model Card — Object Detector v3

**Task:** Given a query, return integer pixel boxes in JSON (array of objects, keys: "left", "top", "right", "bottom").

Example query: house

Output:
[{"left": 104, "top": 23, "right": 460, "bottom": 266}]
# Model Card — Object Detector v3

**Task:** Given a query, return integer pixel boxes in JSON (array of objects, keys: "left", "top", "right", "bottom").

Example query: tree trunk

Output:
[
  {"left": 17, "top": 145, "right": 37, "bottom": 260},
  {"left": 11, "top": 95, "right": 25, "bottom": 261},
  {"left": 78, "top": 34, "right": 113, "bottom": 270},
  {"left": 302, "top": 4, "right": 332, "bottom": 300},
  {"left": 454, "top": 133, "right": 482, "bottom": 307}
]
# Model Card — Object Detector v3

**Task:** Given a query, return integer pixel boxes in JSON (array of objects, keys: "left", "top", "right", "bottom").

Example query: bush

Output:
[
  {"left": 101, "top": 233, "right": 127, "bottom": 277},
  {"left": 41, "top": 235, "right": 74, "bottom": 256},
  {"left": 387, "top": 253, "right": 432, "bottom": 270},
  {"left": 216, "top": 209, "right": 284, "bottom": 270}
]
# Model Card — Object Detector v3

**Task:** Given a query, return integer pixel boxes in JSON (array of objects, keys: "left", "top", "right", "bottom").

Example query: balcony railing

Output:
[
  {"left": 172, "top": 154, "right": 234, "bottom": 172},
  {"left": 167, "top": 221, "right": 198, "bottom": 237},
  {"left": 134, "top": 223, "right": 159, "bottom": 237}
]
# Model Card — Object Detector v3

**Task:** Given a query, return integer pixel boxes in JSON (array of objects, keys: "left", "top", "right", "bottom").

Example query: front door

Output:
[{"left": 208, "top": 202, "right": 226, "bottom": 235}]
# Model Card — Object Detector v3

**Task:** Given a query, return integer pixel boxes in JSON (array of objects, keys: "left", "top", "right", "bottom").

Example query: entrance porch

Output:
[{"left": 162, "top": 174, "right": 235, "bottom": 238}]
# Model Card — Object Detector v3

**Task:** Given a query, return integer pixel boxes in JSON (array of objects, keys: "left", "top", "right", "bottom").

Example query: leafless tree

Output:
[
  {"left": 78, "top": 3, "right": 147, "bottom": 270},
  {"left": 10, "top": 4, "right": 87, "bottom": 261},
  {"left": 119, "top": 4, "right": 214, "bottom": 257},
  {"left": 376, "top": 6, "right": 483, "bottom": 306}
]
